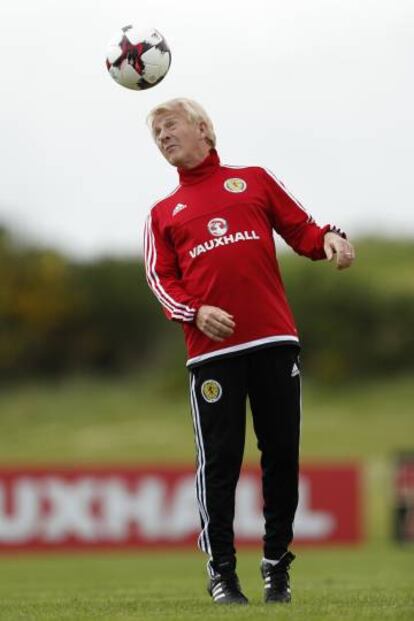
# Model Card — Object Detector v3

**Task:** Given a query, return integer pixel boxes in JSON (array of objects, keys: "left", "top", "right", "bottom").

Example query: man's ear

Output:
[{"left": 198, "top": 120, "right": 208, "bottom": 141}]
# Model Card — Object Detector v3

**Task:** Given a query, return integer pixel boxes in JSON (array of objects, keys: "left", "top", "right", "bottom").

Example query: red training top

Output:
[{"left": 144, "top": 149, "right": 344, "bottom": 367}]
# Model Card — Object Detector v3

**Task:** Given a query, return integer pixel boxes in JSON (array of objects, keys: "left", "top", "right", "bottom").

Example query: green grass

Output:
[
  {"left": 0, "top": 545, "right": 412, "bottom": 620},
  {"left": 0, "top": 373, "right": 412, "bottom": 464},
  {"left": 0, "top": 373, "right": 413, "bottom": 619},
  {"left": 1, "top": 372, "right": 412, "bottom": 542}
]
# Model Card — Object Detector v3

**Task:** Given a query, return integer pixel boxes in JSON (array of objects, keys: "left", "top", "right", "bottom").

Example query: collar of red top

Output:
[{"left": 178, "top": 149, "right": 220, "bottom": 186}]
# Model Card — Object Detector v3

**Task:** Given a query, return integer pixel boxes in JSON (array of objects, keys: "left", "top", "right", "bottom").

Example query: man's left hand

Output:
[{"left": 324, "top": 232, "right": 355, "bottom": 270}]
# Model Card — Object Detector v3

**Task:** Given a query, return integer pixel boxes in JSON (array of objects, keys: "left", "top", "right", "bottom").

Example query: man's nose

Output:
[{"left": 159, "top": 127, "right": 171, "bottom": 143}]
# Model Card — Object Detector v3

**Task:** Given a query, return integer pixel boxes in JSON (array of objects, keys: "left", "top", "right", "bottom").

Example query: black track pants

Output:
[{"left": 188, "top": 345, "right": 301, "bottom": 564}]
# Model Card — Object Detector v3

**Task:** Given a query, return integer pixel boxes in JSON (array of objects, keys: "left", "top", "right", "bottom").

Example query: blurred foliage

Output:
[
  {"left": 0, "top": 226, "right": 413, "bottom": 385},
  {"left": 279, "top": 241, "right": 414, "bottom": 383},
  {"left": 0, "top": 227, "right": 168, "bottom": 381}
]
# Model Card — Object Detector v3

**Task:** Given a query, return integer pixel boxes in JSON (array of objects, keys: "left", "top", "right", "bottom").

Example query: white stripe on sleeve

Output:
[
  {"left": 144, "top": 214, "right": 196, "bottom": 321},
  {"left": 263, "top": 168, "right": 314, "bottom": 222}
]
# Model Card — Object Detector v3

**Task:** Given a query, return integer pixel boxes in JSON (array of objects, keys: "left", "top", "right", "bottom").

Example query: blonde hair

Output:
[{"left": 146, "top": 97, "right": 216, "bottom": 147}]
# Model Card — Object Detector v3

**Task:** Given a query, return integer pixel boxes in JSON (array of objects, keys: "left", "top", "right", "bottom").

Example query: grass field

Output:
[
  {"left": 0, "top": 373, "right": 413, "bottom": 619},
  {"left": 1, "top": 372, "right": 413, "bottom": 463},
  {"left": 1, "top": 372, "right": 413, "bottom": 540},
  {"left": 0, "top": 545, "right": 413, "bottom": 620}
]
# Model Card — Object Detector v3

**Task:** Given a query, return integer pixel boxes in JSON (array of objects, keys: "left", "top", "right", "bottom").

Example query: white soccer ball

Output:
[{"left": 106, "top": 26, "right": 171, "bottom": 91}]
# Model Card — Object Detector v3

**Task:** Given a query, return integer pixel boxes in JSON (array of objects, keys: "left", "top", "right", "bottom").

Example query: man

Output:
[{"left": 144, "top": 98, "right": 355, "bottom": 605}]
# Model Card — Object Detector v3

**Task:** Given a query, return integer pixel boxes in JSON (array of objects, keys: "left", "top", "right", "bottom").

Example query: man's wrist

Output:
[
  {"left": 325, "top": 226, "right": 347, "bottom": 240},
  {"left": 192, "top": 302, "right": 204, "bottom": 324}
]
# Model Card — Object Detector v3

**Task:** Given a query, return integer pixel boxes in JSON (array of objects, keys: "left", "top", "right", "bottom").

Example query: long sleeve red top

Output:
[{"left": 144, "top": 149, "right": 344, "bottom": 367}]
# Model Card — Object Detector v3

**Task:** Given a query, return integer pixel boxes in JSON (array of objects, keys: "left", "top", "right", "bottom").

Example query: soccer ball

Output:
[{"left": 106, "top": 26, "right": 171, "bottom": 91}]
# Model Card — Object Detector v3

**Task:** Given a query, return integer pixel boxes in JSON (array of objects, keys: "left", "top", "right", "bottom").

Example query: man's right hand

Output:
[{"left": 195, "top": 305, "right": 236, "bottom": 342}]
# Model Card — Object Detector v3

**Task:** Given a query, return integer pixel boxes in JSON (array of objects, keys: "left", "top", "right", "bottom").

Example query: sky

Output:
[{"left": 0, "top": 0, "right": 413, "bottom": 259}]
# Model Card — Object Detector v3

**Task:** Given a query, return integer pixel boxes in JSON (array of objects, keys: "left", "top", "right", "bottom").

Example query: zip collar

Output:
[{"left": 178, "top": 149, "right": 220, "bottom": 186}]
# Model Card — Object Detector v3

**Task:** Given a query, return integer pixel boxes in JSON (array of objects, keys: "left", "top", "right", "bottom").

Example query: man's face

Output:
[{"left": 152, "top": 110, "right": 208, "bottom": 168}]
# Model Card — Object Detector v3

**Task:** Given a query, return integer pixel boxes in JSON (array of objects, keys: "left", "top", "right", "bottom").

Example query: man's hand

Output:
[
  {"left": 195, "top": 305, "right": 236, "bottom": 342},
  {"left": 324, "top": 232, "right": 355, "bottom": 270}
]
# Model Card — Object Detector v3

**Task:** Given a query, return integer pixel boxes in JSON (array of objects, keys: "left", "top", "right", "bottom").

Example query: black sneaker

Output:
[
  {"left": 207, "top": 560, "right": 248, "bottom": 605},
  {"left": 261, "top": 551, "right": 295, "bottom": 603}
]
